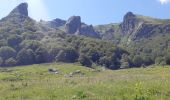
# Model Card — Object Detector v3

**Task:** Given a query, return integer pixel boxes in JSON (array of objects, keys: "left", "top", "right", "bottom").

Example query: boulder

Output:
[
  {"left": 65, "top": 16, "right": 81, "bottom": 34},
  {"left": 65, "top": 16, "right": 100, "bottom": 38},
  {"left": 78, "top": 25, "right": 100, "bottom": 38}
]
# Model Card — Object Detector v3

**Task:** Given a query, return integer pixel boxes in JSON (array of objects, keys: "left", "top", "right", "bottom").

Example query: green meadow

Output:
[{"left": 0, "top": 63, "right": 170, "bottom": 100}]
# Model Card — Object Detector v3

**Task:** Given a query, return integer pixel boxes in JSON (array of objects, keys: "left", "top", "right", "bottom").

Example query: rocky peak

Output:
[
  {"left": 40, "top": 18, "right": 66, "bottom": 29},
  {"left": 120, "top": 12, "right": 140, "bottom": 35},
  {"left": 78, "top": 25, "right": 100, "bottom": 38},
  {"left": 124, "top": 12, "right": 136, "bottom": 20},
  {"left": 65, "top": 16, "right": 81, "bottom": 34},
  {"left": 9, "top": 3, "right": 28, "bottom": 17},
  {"left": 65, "top": 16, "right": 100, "bottom": 38}
]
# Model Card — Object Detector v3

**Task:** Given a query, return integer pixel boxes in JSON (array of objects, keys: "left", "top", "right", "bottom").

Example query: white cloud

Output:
[{"left": 158, "top": 0, "right": 170, "bottom": 4}]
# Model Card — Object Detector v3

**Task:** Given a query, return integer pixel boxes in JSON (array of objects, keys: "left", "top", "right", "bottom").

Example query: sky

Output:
[{"left": 0, "top": 0, "right": 170, "bottom": 25}]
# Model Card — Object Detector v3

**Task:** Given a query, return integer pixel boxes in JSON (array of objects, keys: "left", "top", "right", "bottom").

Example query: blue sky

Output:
[{"left": 0, "top": 0, "right": 170, "bottom": 25}]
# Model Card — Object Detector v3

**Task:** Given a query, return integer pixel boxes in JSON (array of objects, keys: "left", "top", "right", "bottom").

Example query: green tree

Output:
[
  {"left": 133, "top": 56, "right": 143, "bottom": 67},
  {"left": 165, "top": 53, "right": 170, "bottom": 65},
  {"left": 0, "top": 46, "right": 17, "bottom": 60},
  {"left": 7, "top": 35, "right": 22, "bottom": 48},
  {"left": 5, "top": 57, "right": 17, "bottom": 66},
  {"left": 0, "top": 57, "right": 3, "bottom": 66},
  {"left": 35, "top": 47, "right": 49, "bottom": 63},
  {"left": 56, "top": 48, "right": 78, "bottom": 63},
  {"left": 17, "top": 48, "right": 35, "bottom": 65},
  {"left": 78, "top": 55, "right": 92, "bottom": 67}
]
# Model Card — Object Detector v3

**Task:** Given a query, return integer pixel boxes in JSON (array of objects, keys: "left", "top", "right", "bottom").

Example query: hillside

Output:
[
  {"left": 0, "top": 3, "right": 170, "bottom": 69},
  {"left": 0, "top": 63, "right": 170, "bottom": 100},
  {"left": 95, "top": 12, "right": 170, "bottom": 67},
  {"left": 0, "top": 3, "right": 128, "bottom": 70}
]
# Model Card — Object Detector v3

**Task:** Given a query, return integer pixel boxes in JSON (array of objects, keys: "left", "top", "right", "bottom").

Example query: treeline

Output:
[
  {"left": 0, "top": 30, "right": 169, "bottom": 69},
  {"left": 0, "top": 31, "right": 128, "bottom": 69}
]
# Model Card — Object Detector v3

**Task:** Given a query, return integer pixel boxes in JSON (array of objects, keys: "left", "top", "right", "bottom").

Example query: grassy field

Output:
[{"left": 0, "top": 63, "right": 170, "bottom": 100}]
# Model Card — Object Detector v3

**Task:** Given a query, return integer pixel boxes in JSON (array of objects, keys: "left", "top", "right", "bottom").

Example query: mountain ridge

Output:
[{"left": 0, "top": 3, "right": 169, "bottom": 68}]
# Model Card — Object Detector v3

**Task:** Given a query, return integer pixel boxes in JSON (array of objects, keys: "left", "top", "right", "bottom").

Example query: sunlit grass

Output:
[{"left": 0, "top": 63, "right": 170, "bottom": 100}]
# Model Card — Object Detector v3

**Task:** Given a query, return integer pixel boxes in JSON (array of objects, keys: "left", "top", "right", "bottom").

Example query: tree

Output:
[
  {"left": 120, "top": 54, "right": 130, "bottom": 69},
  {"left": 56, "top": 48, "right": 78, "bottom": 63},
  {"left": 142, "top": 56, "right": 153, "bottom": 66},
  {"left": 133, "top": 56, "right": 143, "bottom": 67},
  {"left": 78, "top": 55, "right": 92, "bottom": 67},
  {"left": 7, "top": 35, "right": 22, "bottom": 48},
  {"left": 34, "top": 47, "right": 49, "bottom": 63},
  {"left": 5, "top": 57, "right": 17, "bottom": 66},
  {"left": 99, "top": 56, "right": 112, "bottom": 68},
  {"left": 165, "top": 53, "right": 170, "bottom": 65},
  {"left": 155, "top": 57, "right": 166, "bottom": 65},
  {"left": 49, "top": 47, "right": 62, "bottom": 61},
  {"left": 0, "top": 57, "right": 3, "bottom": 66},
  {"left": 0, "top": 46, "right": 17, "bottom": 60},
  {"left": 19, "top": 40, "right": 42, "bottom": 51},
  {"left": 88, "top": 50, "right": 100, "bottom": 62},
  {"left": 17, "top": 48, "right": 35, "bottom": 65}
]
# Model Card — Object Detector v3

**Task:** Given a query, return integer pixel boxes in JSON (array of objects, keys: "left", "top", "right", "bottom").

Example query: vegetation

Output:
[{"left": 0, "top": 63, "right": 170, "bottom": 100}]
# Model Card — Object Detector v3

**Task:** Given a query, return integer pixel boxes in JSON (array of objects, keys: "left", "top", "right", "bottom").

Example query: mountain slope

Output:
[
  {"left": 0, "top": 3, "right": 128, "bottom": 69},
  {"left": 95, "top": 12, "right": 170, "bottom": 66}
]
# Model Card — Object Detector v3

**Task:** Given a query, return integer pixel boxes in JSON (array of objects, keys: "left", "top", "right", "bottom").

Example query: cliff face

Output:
[
  {"left": 65, "top": 16, "right": 100, "bottom": 38},
  {"left": 9, "top": 3, "right": 28, "bottom": 17},
  {"left": 96, "top": 12, "right": 170, "bottom": 44}
]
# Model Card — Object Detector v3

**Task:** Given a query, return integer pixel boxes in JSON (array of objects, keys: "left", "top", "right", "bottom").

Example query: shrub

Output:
[
  {"left": 0, "top": 46, "right": 17, "bottom": 60},
  {"left": 78, "top": 55, "right": 92, "bottom": 67},
  {"left": 5, "top": 58, "right": 17, "bottom": 66},
  {"left": 0, "top": 57, "right": 3, "bottom": 66},
  {"left": 17, "top": 48, "right": 35, "bottom": 65},
  {"left": 7, "top": 35, "right": 22, "bottom": 48},
  {"left": 56, "top": 48, "right": 78, "bottom": 63},
  {"left": 133, "top": 56, "right": 144, "bottom": 67}
]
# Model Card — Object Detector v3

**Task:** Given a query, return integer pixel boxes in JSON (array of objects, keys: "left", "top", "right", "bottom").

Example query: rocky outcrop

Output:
[
  {"left": 65, "top": 16, "right": 100, "bottom": 38},
  {"left": 65, "top": 16, "right": 81, "bottom": 34},
  {"left": 9, "top": 3, "right": 28, "bottom": 16},
  {"left": 78, "top": 25, "right": 100, "bottom": 38},
  {"left": 40, "top": 18, "right": 66, "bottom": 29},
  {"left": 120, "top": 12, "right": 142, "bottom": 35}
]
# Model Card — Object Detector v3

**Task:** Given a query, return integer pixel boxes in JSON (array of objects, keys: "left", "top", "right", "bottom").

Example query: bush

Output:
[
  {"left": 49, "top": 47, "right": 62, "bottom": 61},
  {"left": 165, "top": 53, "right": 170, "bottom": 65},
  {"left": 5, "top": 58, "right": 17, "bottom": 66},
  {"left": 17, "top": 48, "right": 35, "bottom": 65},
  {"left": 35, "top": 47, "right": 49, "bottom": 63},
  {"left": 0, "top": 57, "right": 3, "bottom": 66},
  {"left": 133, "top": 56, "right": 143, "bottom": 67},
  {"left": 99, "top": 56, "right": 112, "bottom": 68},
  {"left": 7, "top": 35, "right": 22, "bottom": 48},
  {"left": 0, "top": 46, "right": 17, "bottom": 60},
  {"left": 155, "top": 57, "right": 166, "bottom": 65},
  {"left": 56, "top": 48, "right": 78, "bottom": 63},
  {"left": 78, "top": 55, "right": 92, "bottom": 67}
]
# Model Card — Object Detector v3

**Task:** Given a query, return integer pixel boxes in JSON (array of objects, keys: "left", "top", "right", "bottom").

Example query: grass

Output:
[{"left": 0, "top": 63, "right": 170, "bottom": 100}]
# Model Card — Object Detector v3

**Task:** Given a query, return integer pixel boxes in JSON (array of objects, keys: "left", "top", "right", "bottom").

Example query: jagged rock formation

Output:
[
  {"left": 65, "top": 16, "right": 81, "bottom": 34},
  {"left": 120, "top": 12, "right": 141, "bottom": 35},
  {"left": 9, "top": 3, "right": 28, "bottom": 16},
  {"left": 39, "top": 18, "right": 66, "bottom": 30},
  {"left": 78, "top": 25, "right": 100, "bottom": 38},
  {"left": 96, "top": 11, "right": 170, "bottom": 44},
  {"left": 65, "top": 16, "right": 100, "bottom": 38}
]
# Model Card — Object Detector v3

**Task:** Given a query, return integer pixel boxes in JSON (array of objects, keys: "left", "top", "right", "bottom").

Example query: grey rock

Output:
[
  {"left": 65, "top": 16, "right": 100, "bottom": 38},
  {"left": 40, "top": 18, "right": 66, "bottom": 29},
  {"left": 9, "top": 3, "right": 28, "bottom": 16},
  {"left": 78, "top": 25, "right": 100, "bottom": 38},
  {"left": 65, "top": 16, "right": 81, "bottom": 34},
  {"left": 120, "top": 12, "right": 140, "bottom": 35}
]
